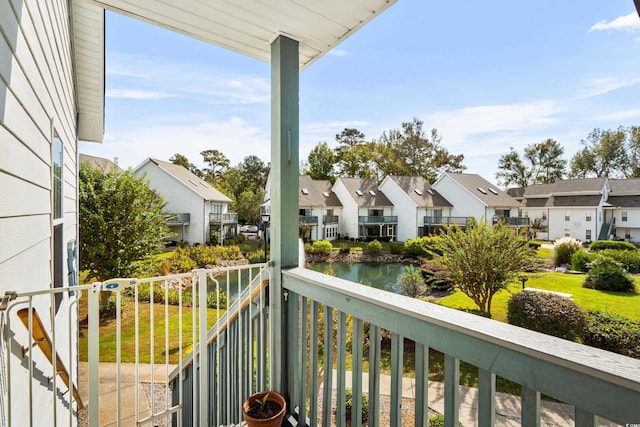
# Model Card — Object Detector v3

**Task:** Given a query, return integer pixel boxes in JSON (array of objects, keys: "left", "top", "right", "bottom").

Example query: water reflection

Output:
[{"left": 306, "top": 262, "right": 407, "bottom": 294}]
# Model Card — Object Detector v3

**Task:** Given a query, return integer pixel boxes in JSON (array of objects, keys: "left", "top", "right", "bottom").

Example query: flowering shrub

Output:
[{"left": 552, "top": 236, "right": 582, "bottom": 266}]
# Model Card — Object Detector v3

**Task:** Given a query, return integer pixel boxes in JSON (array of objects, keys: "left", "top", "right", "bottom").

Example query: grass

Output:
[
  {"left": 79, "top": 298, "right": 223, "bottom": 364},
  {"left": 437, "top": 272, "right": 640, "bottom": 321}
]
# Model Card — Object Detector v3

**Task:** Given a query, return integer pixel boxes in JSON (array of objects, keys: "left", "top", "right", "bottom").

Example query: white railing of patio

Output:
[
  {"left": 1, "top": 263, "right": 269, "bottom": 427},
  {"left": 282, "top": 267, "right": 640, "bottom": 427}
]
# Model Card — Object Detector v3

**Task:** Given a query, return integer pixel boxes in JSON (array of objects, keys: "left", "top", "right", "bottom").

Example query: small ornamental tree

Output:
[
  {"left": 79, "top": 163, "right": 170, "bottom": 282},
  {"left": 435, "top": 218, "right": 532, "bottom": 315}
]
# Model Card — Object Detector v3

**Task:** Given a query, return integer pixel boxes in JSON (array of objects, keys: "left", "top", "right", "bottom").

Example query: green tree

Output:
[
  {"left": 569, "top": 127, "right": 628, "bottom": 178},
  {"left": 334, "top": 128, "right": 377, "bottom": 178},
  {"left": 496, "top": 139, "right": 566, "bottom": 187},
  {"left": 435, "top": 219, "right": 531, "bottom": 315},
  {"left": 169, "top": 153, "right": 201, "bottom": 176},
  {"left": 234, "top": 189, "right": 265, "bottom": 225},
  {"left": 375, "top": 118, "right": 465, "bottom": 182},
  {"left": 79, "top": 163, "right": 170, "bottom": 282},
  {"left": 200, "top": 149, "right": 230, "bottom": 182},
  {"left": 305, "top": 141, "right": 336, "bottom": 181},
  {"left": 628, "top": 126, "right": 640, "bottom": 178}
]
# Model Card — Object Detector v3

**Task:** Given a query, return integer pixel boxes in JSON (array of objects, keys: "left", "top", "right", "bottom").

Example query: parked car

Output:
[{"left": 240, "top": 224, "right": 258, "bottom": 233}]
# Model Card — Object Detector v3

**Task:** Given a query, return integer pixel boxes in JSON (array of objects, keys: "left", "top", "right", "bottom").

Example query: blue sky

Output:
[{"left": 79, "top": 1, "right": 640, "bottom": 186}]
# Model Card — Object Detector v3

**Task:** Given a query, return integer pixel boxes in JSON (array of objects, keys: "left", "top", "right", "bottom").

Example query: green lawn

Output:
[
  {"left": 79, "top": 301, "right": 223, "bottom": 364},
  {"left": 437, "top": 272, "right": 640, "bottom": 322}
]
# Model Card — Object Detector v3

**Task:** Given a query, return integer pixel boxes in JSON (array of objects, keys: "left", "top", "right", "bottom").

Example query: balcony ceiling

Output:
[{"left": 72, "top": 0, "right": 397, "bottom": 142}]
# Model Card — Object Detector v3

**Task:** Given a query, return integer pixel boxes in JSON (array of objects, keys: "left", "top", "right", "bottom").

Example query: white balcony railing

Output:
[{"left": 3, "top": 263, "right": 640, "bottom": 426}]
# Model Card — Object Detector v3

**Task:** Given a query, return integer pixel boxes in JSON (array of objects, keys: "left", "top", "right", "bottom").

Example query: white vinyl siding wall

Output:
[{"left": 0, "top": 0, "right": 78, "bottom": 425}]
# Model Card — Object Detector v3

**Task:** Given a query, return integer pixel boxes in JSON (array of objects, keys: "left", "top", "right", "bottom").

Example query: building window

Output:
[
  {"left": 564, "top": 229, "right": 570, "bottom": 237},
  {"left": 625, "top": 229, "right": 631, "bottom": 240},
  {"left": 564, "top": 211, "right": 570, "bottom": 221},
  {"left": 542, "top": 211, "right": 547, "bottom": 220},
  {"left": 622, "top": 211, "right": 628, "bottom": 222},
  {"left": 53, "top": 134, "right": 63, "bottom": 219},
  {"left": 585, "top": 212, "right": 591, "bottom": 222},
  {"left": 368, "top": 209, "right": 383, "bottom": 217},
  {"left": 523, "top": 211, "right": 529, "bottom": 218},
  {"left": 585, "top": 229, "right": 592, "bottom": 241}
]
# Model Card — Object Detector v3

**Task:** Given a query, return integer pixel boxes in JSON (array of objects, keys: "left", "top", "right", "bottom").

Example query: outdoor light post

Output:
[
  {"left": 518, "top": 274, "right": 528, "bottom": 291},
  {"left": 261, "top": 213, "right": 270, "bottom": 263}
]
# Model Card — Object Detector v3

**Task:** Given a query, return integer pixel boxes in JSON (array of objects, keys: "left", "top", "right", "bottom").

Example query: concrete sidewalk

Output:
[
  {"left": 79, "top": 363, "right": 615, "bottom": 426},
  {"left": 78, "top": 362, "right": 176, "bottom": 427}
]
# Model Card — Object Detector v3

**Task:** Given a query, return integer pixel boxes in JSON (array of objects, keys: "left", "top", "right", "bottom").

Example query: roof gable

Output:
[
  {"left": 138, "top": 158, "right": 232, "bottom": 202},
  {"left": 387, "top": 176, "right": 452, "bottom": 208},
  {"left": 299, "top": 175, "right": 342, "bottom": 208},
  {"left": 442, "top": 173, "right": 520, "bottom": 207},
  {"left": 523, "top": 177, "right": 607, "bottom": 197},
  {"left": 337, "top": 177, "right": 393, "bottom": 207}
]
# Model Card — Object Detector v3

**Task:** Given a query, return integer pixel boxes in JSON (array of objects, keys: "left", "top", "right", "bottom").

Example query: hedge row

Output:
[
  {"left": 507, "top": 292, "right": 640, "bottom": 358},
  {"left": 590, "top": 240, "right": 637, "bottom": 252},
  {"left": 571, "top": 248, "right": 640, "bottom": 274}
]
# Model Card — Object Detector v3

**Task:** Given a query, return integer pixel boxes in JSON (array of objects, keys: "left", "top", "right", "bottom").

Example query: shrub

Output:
[
  {"left": 186, "top": 245, "right": 219, "bottom": 267},
  {"left": 211, "top": 245, "right": 242, "bottom": 260},
  {"left": 590, "top": 240, "right": 637, "bottom": 252},
  {"left": 507, "top": 291, "right": 586, "bottom": 341},
  {"left": 398, "top": 265, "right": 426, "bottom": 297},
  {"left": 552, "top": 237, "right": 582, "bottom": 266},
  {"left": 310, "top": 240, "right": 333, "bottom": 256},
  {"left": 421, "top": 261, "right": 453, "bottom": 292},
  {"left": 168, "top": 247, "right": 196, "bottom": 272},
  {"left": 571, "top": 250, "right": 596, "bottom": 272},
  {"left": 582, "top": 311, "right": 640, "bottom": 358},
  {"left": 338, "top": 388, "right": 368, "bottom": 425},
  {"left": 583, "top": 255, "right": 636, "bottom": 292},
  {"left": 404, "top": 236, "right": 442, "bottom": 258},
  {"left": 206, "top": 289, "right": 228, "bottom": 309},
  {"left": 598, "top": 249, "right": 640, "bottom": 274},
  {"left": 366, "top": 239, "right": 382, "bottom": 254},
  {"left": 247, "top": 250, "right": 266, "bottom": 264},
  {"left": 339, "top": 244, "right": 351, "bottom": 254},
  {"left": 428, "top": 414, "right": 463, "bottom": 427}
]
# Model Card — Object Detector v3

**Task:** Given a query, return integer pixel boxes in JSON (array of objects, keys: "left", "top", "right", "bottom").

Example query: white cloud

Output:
[
  {"left": 80, "top": 116, "right": 270, "bottom": 171},
  {"left": 106, "top": 53, "right": 270, "bottom": 105},
  {"left": 593, "top": 107, "right": 640, "bottom": 122},
  {"left": 106, "top": 88, "right": 175, "bottom": 99},
  {"left": 426, "top": 101, "right": 562, "bottom": 153},
  {"left": 328, "top": 48, "right": 351, "bottom": 57},
  {"left": 578, "top": 75, "right": 640, "bottom": 98},
  {"left": 589, "top": 12, "right": 640, "bottom": 33}
]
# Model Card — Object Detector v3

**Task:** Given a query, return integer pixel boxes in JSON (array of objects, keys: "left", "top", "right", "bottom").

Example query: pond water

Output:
[{"left": 306, "top": 262, "right": 409, "bottom": 294}]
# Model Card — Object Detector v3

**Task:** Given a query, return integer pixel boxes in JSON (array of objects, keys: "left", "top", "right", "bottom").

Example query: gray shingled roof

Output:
[
  {"left": 388, "top": 176, "right": 452, "bottom": 207},
  {"left": 606, "top": 195, "right": 640, "bottom": 208},
  {"left": 299, "top": 175, "right": 342, "bottom": 208},
  {"left": 609, "top": 178, "right": 640, "bottom": 194},
  {"left": 338, "top": 177, "right": 393, "bottom": 207},
  {"left": 147, "top": 158, "right": 232, "bottom": 202},
  {"left": 523, "top": 177, "right": 607, "bottom": 196},
  {"left": 547, "top": 195, "right": 603, "bottom": 207},
  {"left": 79, "top": 153, "right": 122, "bottom": 172},
  {"left": 506, "top": 187, "right": 525, "bottom": 199},
  {"left": 444, "top": 173, "right": 521, "bottom": 207}
]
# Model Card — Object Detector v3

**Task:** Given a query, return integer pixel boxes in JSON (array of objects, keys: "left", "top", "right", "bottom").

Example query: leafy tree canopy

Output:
[
  {"left": 435, "top": 218, "right": 532, "bottom": 315},
  {"left": 569, "top": 127, "right": 630, "bottom": 178},
  {"left": 79, "top": 163, "right": 170, "bottom": 281},
  {"left": 496, "top": 139, "right": 566, "bottom": 187},
  {"left": 200, "top": 149, "right": 230, "bottom": 182},
  {"left": 304, "top": 141, "right": 336, "bottom": 182},
  {"left": 170, "top": 153, "right": 202, "bottom": 177}
]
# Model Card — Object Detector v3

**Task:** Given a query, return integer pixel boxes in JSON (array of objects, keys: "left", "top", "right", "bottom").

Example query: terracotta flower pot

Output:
[{"left": 243, "top": 391, "right": 286, "bottom": 427}]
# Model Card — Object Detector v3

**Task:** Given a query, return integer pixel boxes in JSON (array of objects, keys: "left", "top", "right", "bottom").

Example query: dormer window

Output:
[
  {"left": 427, "top": 189, "right": 435, "bottom": 196},
  {"left": 369, "top": 190, "right": 376, "bottom": 196},
  {"left": 301, "top": 188, "right": 309, "bottom": 195},
  {"left": 488, "top": 188, "right": 498, "bottom": 195},
  {"left": 414, "top": 189, "right": 423, "bottom": 196},
  {"left": 477, "top": 187, "right": 487, "bottom": 194},
  {"left": 322, "top": 191, "right": 329, "bottom": 197},
  {"left": 189, "top": 179, "right": 199, "bottom": 186},
  {"left": 356, "top": 190, "right": 363, "bottom": 196}
]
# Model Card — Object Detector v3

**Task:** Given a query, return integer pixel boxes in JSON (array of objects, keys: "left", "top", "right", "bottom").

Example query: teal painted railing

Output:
[
  {"left": 323, "top": 215, "right": 339, "bottom": 224},
  {"left": 209, "top": 212, "right": 239, "bottom": 223},
  {"left": 424, "top": 216, "right": 470, "bottom": 226},
  {"left": 492, "top": 216, "right": 531, "bottom": 226},
  {"left": 281, "top": 267, "right": 640, "bottom": 427},
  {"left": 358, "top": 216, "right": 398, "bottom": 224},
  {"left": 299, "top": 215, "right": 319, "bottom": 225},
  {"left": 164, "top": 213, "right": 190, "bottom": 225}
]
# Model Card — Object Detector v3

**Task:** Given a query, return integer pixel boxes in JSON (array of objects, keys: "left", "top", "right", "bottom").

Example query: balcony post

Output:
[{"left": 270, "top": 34, "right": 299, "bottom": 397}]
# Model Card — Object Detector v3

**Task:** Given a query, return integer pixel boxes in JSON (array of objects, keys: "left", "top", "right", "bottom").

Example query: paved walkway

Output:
[{"left": 78, "top": 363, "right": 618, "bottom": 426}]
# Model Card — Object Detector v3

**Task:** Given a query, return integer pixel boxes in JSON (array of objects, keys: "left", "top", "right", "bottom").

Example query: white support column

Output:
[{"left": 269, "top": 35, "right": 299, "bottom": 396}]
